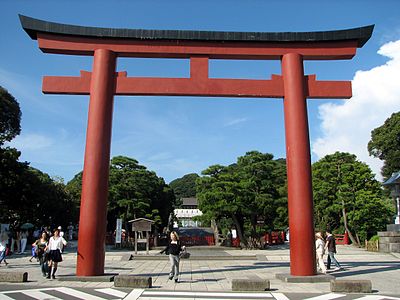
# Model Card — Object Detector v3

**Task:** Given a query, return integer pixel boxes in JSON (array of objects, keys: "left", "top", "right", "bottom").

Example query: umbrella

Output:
[{"left": 20, "top": 223, "right": 34, "bottom": 229}]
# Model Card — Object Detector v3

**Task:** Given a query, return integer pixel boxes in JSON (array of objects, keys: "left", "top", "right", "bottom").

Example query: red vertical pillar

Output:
[
  {"left": 344, "top": 231, "right": 349, "bottom": 245},
  {"left": 282, "top": 53, "right": 316, "bottom": 276},
  {"left": 77, "top": 49, "right": 116, "bottom": 276}
]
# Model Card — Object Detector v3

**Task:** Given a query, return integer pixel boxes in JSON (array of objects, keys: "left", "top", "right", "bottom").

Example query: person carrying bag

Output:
[{"left": 160, "top": 231, "right": 186, "bottom": 283}]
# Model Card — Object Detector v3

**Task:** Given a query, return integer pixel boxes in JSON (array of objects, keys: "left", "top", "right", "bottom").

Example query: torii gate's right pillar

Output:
[{"left": 282, "top": 53, "right": 315, "bottom": 275}]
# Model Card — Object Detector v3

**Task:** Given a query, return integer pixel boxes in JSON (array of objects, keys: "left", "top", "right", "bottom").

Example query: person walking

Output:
[
  {"left": 325, "top": 229, "right": 343, "bottom": 271},
  {"left": 58, "top": 226, "right": 64, "bottom": 238},
  {"left": 32, "top": 231, "right": 49, "bottom": 277},
  {"left": 67, "top": 222, "right": 74, "bottom": 240},
  {"left": 160, "top": 231, "right": 185, "bottom": 283},
  {"left": 19, "top": 230, "right": 28, "bottom": 254},
  {"left": 0, "top": 231, "right": 9, "bottom": 267},
  {"left": 9, "top": 227, "right": 17, "bottom": 254},
  {"left": 45, "top": 228, "right": 67, "bottom": 279},
  {"left": 29, "top": 245, "right": 37, "bottom": 262},
  {"left": 15, "top": 230, "right": 21, "bottom": 254},
  {"left": 315, "top": 232, "right": 326, "bottom": 274}
]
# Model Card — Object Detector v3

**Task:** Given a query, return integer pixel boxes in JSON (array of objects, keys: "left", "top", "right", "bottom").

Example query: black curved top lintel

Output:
[{"left": 19, "top": 14, "right": 374, "bottom": 48}]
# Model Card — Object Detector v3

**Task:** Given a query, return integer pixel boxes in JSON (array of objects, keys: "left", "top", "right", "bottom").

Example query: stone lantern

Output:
[
  {"left": 383, "top": 171, "right": 400, "bottom": 228},
  {"left": 378, "top": 171, "right": 400, "bottom": 253}
]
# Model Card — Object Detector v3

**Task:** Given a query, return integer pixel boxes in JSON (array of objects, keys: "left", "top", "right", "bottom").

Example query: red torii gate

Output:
[{"left": 20, "top": 15, "right": 373, "bottom": 277}]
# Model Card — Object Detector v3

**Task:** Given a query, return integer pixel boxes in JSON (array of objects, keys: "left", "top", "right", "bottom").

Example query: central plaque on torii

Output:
[{"left": 20, "top": 14, "right": 373, "bottom": 277}]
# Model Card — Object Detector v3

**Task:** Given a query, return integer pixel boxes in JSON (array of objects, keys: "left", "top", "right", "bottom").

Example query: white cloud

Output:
[
  {"left": 224, "top": 117, "right": 248, "bottom": 127},
  {"left": 147, "top": 152, "right": 172, "bottom": 162},
  {"left": 7, "top": 133, "right": 53, "bottom": 151},
  {"left": 0, "top": 68, "right": 43, "bottom": 106},
  {"left": 5, "top": 130, "right": 85, "bottom": 182},
  {"left": 312, "top": 40, "right": 400, "bottom": 181}
]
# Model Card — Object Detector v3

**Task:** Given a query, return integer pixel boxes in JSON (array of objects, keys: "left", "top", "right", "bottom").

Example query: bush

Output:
[{"left": 369, "top": 235, "right": 379, "bottom": 242}]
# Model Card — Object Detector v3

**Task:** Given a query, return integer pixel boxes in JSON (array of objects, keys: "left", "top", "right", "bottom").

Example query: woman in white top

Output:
[
  {"left": 315, "top": 231, "right": 327, "bottom": 274},
  {"left": 45, "top": 228, "right": 67, "bottom": 279},
  {"left": 0, "top": 231, "right": 9, "bottom": 266}
]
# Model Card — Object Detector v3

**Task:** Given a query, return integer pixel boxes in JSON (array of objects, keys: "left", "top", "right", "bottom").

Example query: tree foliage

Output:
[
  {"left": 108, "top": 156, "right": 176, "bottom": 232},
  {"left": 312, "top": 152, "right": 394, "bottom": 244},
  {"left": 0, "top": 147, "right": 76, "bottom": 228},
  {"left": 66, "top": 156, "right": 176, "bottom": 233},
  {"left": 368, "top": 112, "right": 400, "bottom": 180},
  {"left": 169, "top": 173, "right": 199, "bottom": 201},
  {"left": 196, "top": 151, "right": 287, "bottom": 247},
  {"left": 0, "top": 86, "right": 21, "bottom": 145},
  {"left": 0, "top": 86, "right": 76, "bottom": 228}
]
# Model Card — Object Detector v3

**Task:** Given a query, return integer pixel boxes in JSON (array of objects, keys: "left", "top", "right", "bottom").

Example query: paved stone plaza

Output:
[{"left": 0, "top": 243, "right": 399, "bottom": 296}]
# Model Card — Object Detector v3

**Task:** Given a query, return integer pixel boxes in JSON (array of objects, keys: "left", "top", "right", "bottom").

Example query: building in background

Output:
[{"left": 174, "top": 197, "right": 202, "bottom": 227}]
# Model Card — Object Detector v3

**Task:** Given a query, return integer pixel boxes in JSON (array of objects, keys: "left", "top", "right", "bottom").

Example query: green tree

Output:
[
  {"left": 0, "top": 86, "right": 76, "bottom": 228},
  {"left": 108, "top": 156, "right": 150, "bottom": 231},
  {"left": 312, "top": 152, "right": 394, "bottom": 245},
  {"left": 1, "top": 157, "right": 77, "bottom": 228},
  {"left": 21, "top": 168, "right": 77, "bottom": 228},
  {"left": 0, "top": 86, "right": 24, "bottom": 218},
  {"left": 0, "top": 86, "right": 21, "bottom": 145},
  {"left": 235, "top": 151, "right": 287, "bottom": 235},
  {"left": 66, "top": 156, "right": 176, "bottom": 233},
  {"left": 368, "top": 112, "right": 400, "bottom": 180},
  {"left": 196, "top": 151, "right": 287, "bottom": 247},
  {"left": 169, "top": 173, "right": 199, "bottom": 201},
  {"left": 197, "top": 164, "right": 248, "bottom": 244},
  {"left": 108, "top": 156, "right": 176, "bottom": 233},
  {"left": 65, "top": 171, "right": 83, "bottom": 211},
  {"left": 0, "top": 147, "right": 28, "bottom": 221}
]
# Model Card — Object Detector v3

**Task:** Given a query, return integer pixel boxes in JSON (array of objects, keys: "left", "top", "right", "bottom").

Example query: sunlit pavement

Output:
[{"left": 1, "top": 243, "right": 400, "bottom": 296}]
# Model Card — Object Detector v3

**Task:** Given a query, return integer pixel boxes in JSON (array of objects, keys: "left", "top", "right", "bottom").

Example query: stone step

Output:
[
  {"left": 0, "top": 271, "right": 28, "bottom": 282},
  {"left": 378, "top": 231, "right": 400, "bottom": 237},
  {"left": 378, "top": 242, "right": 400, "bottom": 253},
  {"left": 330, "top": 279, "right": 372, "bottom": 293},
  {"left": 379, "top": 236, "right": 400, "bottom": 243}
]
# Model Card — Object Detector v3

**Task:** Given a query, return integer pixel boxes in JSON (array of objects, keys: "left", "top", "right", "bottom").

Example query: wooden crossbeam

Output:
[{"left": 43, "top": 71, "right": 351, "bottom": 99}]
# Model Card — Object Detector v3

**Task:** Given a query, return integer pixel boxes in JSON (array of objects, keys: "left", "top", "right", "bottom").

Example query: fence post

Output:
[{"left": 344, "top": 231, "right": 350, "bottom": 245}]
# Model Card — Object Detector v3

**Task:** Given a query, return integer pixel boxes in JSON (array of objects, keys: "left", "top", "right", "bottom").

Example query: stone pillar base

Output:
[{"left": 378, "top": 230, "right": 400, "bottom": 253}]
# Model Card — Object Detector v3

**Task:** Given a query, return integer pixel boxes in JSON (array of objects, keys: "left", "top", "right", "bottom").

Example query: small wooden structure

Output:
[{"left": 129, "top": 218, "right": 154, "bottom": 254}]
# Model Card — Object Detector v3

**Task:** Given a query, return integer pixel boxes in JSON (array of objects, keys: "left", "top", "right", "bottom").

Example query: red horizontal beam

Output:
[
  {"left": 306, "top": 75, "right": 352, "bottom": 98},
  {"left": 42, "top": 71, "right": 351, "bottom": 99},
  {"left": 37, "top": 33, "right": 358, "bottom": 60}
]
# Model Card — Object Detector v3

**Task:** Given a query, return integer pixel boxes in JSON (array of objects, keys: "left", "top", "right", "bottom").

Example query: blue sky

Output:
[{"left": 1, "top": 0, "right": 400, "bottom": 183}]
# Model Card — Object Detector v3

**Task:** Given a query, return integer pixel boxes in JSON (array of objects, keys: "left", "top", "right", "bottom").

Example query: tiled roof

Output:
[
  {"left": 20, "top": 15, "right": 373, "bottom": 47},
  {"left": 181, "top": 197, "right": 198, "bottom": 206},
  {"left": 383, "top": 171, "right": 400, "bottom": 186}
]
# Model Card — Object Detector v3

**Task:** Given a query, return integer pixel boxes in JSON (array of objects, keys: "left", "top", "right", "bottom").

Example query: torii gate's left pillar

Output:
[{"left": 77, "top": 49, "right": 116, "bottom": 275}]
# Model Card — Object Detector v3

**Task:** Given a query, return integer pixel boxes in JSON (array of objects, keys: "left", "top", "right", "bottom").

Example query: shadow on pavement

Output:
[
  {"left": 331, "top": 261, "right": 400, "bottom": 278},
  {"left": 133, "top": 261, "right": 290, "bottom": 278}
]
